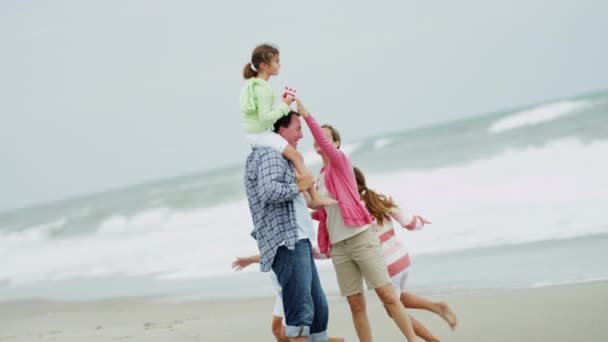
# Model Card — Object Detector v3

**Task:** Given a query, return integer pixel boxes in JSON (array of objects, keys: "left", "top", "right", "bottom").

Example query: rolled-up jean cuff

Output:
[
  {"left": 310, "top": 331, "right": 328, "bottom": 342},
  {"left": 285, "top": 325, "right": 310, "bottom": 338}
]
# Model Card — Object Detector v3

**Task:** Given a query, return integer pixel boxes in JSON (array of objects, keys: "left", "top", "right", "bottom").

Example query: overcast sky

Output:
[{"left": 1, "top": 0, "right": 607, "bottom": 212}]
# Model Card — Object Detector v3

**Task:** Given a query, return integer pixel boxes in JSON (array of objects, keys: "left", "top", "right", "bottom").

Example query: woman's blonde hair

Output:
[{"left": 321, "top": 124, "right": 341, "bottom": 148}]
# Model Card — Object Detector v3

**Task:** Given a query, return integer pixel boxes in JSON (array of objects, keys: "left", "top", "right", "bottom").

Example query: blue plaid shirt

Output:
[{"left": 245, "top": 147, "right": 300, "bottom": 272}]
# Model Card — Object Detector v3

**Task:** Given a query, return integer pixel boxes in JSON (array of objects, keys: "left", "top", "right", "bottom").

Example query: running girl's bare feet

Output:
[{"left": 438, "top": 301, "right": 458, "bottom": 330}]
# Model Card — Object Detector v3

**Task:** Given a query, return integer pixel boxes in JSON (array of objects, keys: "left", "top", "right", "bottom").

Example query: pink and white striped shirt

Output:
[{"left": 372, "top": 209, "right": 425, "bottom": 277}]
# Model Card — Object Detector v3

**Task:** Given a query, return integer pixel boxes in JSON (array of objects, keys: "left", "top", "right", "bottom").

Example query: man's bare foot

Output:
[{"left": 438, "top": 301, "right": 458, "bottom": 330}]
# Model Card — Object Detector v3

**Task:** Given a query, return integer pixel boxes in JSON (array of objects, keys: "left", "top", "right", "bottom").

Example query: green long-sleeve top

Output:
[{"left": 240, "top": 77, "right": 290, "bottom": 133}]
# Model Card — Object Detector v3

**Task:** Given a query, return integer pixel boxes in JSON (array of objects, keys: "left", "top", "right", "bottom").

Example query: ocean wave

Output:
[
  {"left": 531, "top": 276, "right": 608, "bottom": 289},
  {"left": 488, "top": 100, "right": 592, "bottom": 134},
  {"left": 0, "top": 218, "right": 66, "bottom": 245},
  {"left": 97, "top": 207, "right": 171, "bottom": 234},
  {"left": 0, "top": 200, "right": 256, "bottom": 286},
  {"left": 1, "top": 138, "right": 607, "bottom": 286},
  {"left": 373, "top": 137, "right": 394, "bottom": 149},
  {"left": 366, "top": 137, "right": 608, "bottom": 255}
]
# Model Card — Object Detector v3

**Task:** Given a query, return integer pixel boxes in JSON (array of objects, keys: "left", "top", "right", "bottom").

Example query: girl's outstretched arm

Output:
[
  {"left": 231, "top": 255, "right": 260, "bottom": 271},
  {"left": 390, "top": 206, "right": 430, "bottom": 230}
]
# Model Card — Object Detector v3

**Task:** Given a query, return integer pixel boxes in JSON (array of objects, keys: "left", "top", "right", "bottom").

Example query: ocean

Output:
[{"left": 1, "top": 90, "right": 607, "bottom": 301}]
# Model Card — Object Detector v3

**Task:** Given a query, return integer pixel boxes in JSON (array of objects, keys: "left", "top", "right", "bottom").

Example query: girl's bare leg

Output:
[
  {"left": 410, "top": 315, "right": 441, "bottom": 342},
  {"left": 400, "top": 292, "right": 458, "bottom": 330}
]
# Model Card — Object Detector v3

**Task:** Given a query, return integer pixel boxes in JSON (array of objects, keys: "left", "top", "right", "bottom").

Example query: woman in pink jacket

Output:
[{"left": 297, "top": 100, "right": 416, "bottom": 342}]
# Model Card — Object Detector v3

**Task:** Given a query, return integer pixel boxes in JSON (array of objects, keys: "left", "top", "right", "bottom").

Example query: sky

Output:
[{"left": 1, "top": 0, "right": 607, "bottom": 212}]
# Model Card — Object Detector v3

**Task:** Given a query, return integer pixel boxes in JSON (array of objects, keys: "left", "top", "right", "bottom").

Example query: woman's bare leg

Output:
[
  {"left": 347, "top": 293, "right": 373, "bottom": 342},
  {"left": 375, "top": 284, "right": 416, "bottom": 341}
]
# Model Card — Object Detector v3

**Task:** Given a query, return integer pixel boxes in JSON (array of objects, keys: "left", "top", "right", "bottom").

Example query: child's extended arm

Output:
[
  {"left": 231, "top": 255, "right": 260, "bottom": 271},
  {"left": 390, "top": 206, "right": 431, "bottom": 230}
]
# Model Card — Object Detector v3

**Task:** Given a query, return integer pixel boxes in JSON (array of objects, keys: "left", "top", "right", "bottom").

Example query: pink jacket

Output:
[{"left": 304, "top": 114, "right": 373, "bottom": 253}]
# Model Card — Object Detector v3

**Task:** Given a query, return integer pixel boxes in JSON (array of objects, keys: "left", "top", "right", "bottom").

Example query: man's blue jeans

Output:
[{"left": 272, "top": 239, "right": 328, "bottom": 341}]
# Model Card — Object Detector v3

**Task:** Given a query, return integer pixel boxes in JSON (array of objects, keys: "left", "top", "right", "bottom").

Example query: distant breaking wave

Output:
[{"left": 488, "top": 100, "right": 592, "bottom": 134}]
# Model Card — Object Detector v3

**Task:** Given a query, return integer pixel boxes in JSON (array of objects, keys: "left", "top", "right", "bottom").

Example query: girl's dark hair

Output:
[
  {"left": 243, "top": 43, "right": 280, "bottom": 79},
  {"left": 321, "top": 124, "right": 341, "bottom": 148},
  {"left": 353, "top": 166, "right": 398, "bottom": 226}
]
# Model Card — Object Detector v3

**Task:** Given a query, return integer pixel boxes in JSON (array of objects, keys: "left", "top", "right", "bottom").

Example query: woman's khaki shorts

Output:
[{"left": 330, "top": 228, "right": 391, "bottom": 297}]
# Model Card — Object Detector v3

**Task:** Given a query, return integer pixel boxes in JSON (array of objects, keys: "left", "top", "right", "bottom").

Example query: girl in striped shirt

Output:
[{"left": 353, "top": 167, "right": 458, "bottom": 342}]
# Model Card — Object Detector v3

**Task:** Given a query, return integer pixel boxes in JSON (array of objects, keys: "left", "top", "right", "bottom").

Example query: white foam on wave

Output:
[
  {"left": 369, "top": 137, "right": 608, "bottom": 255},
  {"left": 488, "top": 100, "right": 592, "bottom": 134},
  {"left": 0, "top": 218, "right": 66, "bottom": 245},
  {"left": 0, "top": 200, "right": 258, "bottom": 286},
  {"left": 373, "top": 138, "right": 394, "bottom": 149},
  {"left": 2, "top": 138, "right": 607, "bottom": 286},
  {"left": 531, "top": 276, "right": 608, "bottom": 289},
  {"left": 97, "top": 207, "right": 171, "bottom": 234}
]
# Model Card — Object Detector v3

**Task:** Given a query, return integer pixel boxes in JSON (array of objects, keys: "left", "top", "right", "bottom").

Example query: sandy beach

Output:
[{"left": 1, "top": 280, "right": 607, "bottom": 341}]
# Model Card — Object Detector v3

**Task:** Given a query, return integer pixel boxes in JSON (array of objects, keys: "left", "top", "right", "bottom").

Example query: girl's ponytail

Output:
[{"left": 243, "top": 63, "right": 257, "bottom": 79}]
